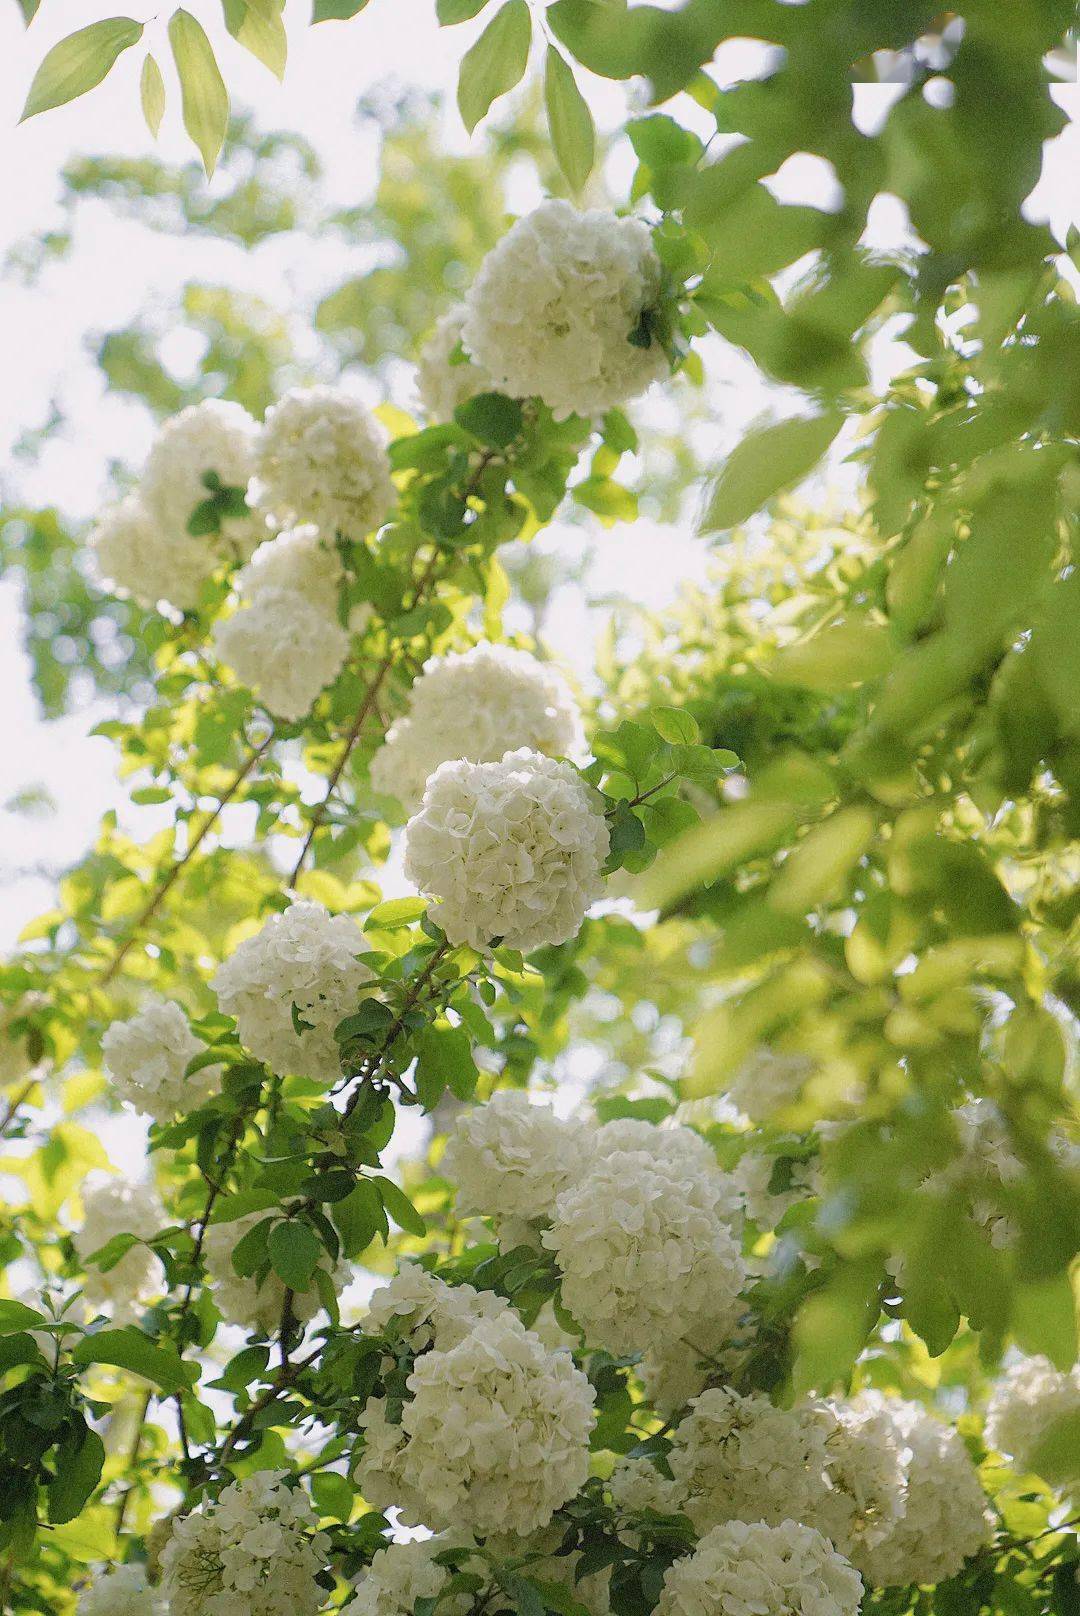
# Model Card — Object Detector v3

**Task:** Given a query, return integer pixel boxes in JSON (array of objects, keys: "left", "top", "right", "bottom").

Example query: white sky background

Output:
[{"left": 0, "top": 3, "right": 1076, "bottom": 961}]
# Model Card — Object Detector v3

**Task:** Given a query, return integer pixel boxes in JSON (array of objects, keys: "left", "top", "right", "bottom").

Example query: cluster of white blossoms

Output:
[
  {"left": 357, "top": 1299, "right": 594, "bottom": 1537},
  {"left": 77, "top": 1564, "right": 164, "bottom": 1616},
  {"left": 403, "top": 749, "right": 609, "bottom": 952},
  {"left": 852, "top": 1393, "right": 991, "bottom": 1587},
  {"left": 250, "top": 385, "right": 394, "bottom": 539},
  {"left": 658, "top": 1520, "right": 863, "bottom": 1616},
  {"left": 543, "top": 1146, "right": 746, "bottom": 1356},
  {"left": 441, "top": 1090, "right": 593, "bottom": 1230},
  {"left": 984, "top": 1354, "right": 1080, "bottom": 1486},
  {"left": 608, "top": 1454, "right": 685, "bottom": 1517},
  {"left": 211, "top": 900, "right": 371, "bottom": 1082},
  {"left": 462, "top": 201, "right": 667, "bottom": 421},
  {"left": 72, "top": 1178, "right": 164, "bottom": 1321},
  {"left": 726, "top": 1047, "right": 816, "bottom": 1123},
  {"left": 91, "top": 400, "right": 261, "bottom": 611},
  {"left": 239, "top": 524, "right": 345, "bottom": 617},
  {"left": 360, "top": 1262, "right": 511, "bottom": 1354},
  {"left": 416, "top": 305, "right": 497, "bottom": 422},
  {"left": 102, "top": 997, "right": 222, "bottom": 1123},
  {"left": 161, "top": 1470, "right": 328, "bottom": 1616},
  {"left": 203, "top": 1209, "right": 343, "bottom": 1333},
  {"left": 213, "top": 582, "right": 349, "bottom": 722},
  {"left": 343, "top": 1534, "right": 471, "bottom": 1616},
  {"left": 371, "top": 644, "right": 583, "bottom": 811}
]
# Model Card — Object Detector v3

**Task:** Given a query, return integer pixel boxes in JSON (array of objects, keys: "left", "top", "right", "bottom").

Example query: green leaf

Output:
[
  {"left": 16, "top": 0, "right": 42, "bottom": 23},
  {"left": 365, "top": 898, "right": 429, "bottom": 929},
  {"left": 47, "top": 1427, "right": 105, "bottom": 1525},
  {"left": 1028, "top": 1408, "right": 1080, "bottom": 1490},
  {"left": 223, "top": 0, "right": 287, "bottom": 77},
  {"left": 372, "top": 1176, "right": 427, "bottom": 1236},
  {"left": 332, "top": 1179, "right": 386, "bottom": 1259},
  {"left": 0, "top": 1299, "right": 47, "bottom": 1332},
  {"left": 544, "top": 45, "right": 595, "bottom": 193},
  {"left": 415, "top": 1023, "right": 479, "bottom": 1110},
  {"left": 651, "top": 706, "right": 699, "bottom": 746},
  {"left": 456, "top": 0, "right": 531, "bottom": 134},
  {"left": 72, "top": 1327, "right": 198, "bottom": 1393},
  {"left": 267, "top": 1219, "right": 322, "bottom": 1292},
  {"left": 19, "top": 17, "right": 144, "bottom": 121},
  {"left": 168, "top": 8, "right": 229, "bottom": 177},
  {"left": 139, "top": 52, "right": 165, "bottom": 136},
  {"left": 701, "top": 413, "right": 844, "bottom": 532},
  {"left": 454, "top": 392, "right": 525, "bottom": 449},
  {"left": 437, "top": 0, "right": 489, "bottom": 19},
  {"left": 312, "top": 0, "right": 370, "bottom": 16}
]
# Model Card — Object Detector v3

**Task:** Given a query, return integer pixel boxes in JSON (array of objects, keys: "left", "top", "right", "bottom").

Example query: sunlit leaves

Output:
[
  {"left": 223, "top": 0, "right": 288, "bottom": 77},
  {"left": 456, "top": 0, "right": 531, "bottom": 133},
  {"left": 168, "top": 9, "right": 229, "bottom": 177},
  {"left": 701, "top": 413, "right": 844, "bottom": 533},
  {"left": 544, "top": 46, "right": 595, "bottom": 193},
  {"left": 312, "top": 0, "right": 371, "bottom": 17},
  {"left": 19, "top": 17, "right": 143, "bottom": 121},
  {"left": 139, "top": 52, "right": 166, "bottom": 136}
]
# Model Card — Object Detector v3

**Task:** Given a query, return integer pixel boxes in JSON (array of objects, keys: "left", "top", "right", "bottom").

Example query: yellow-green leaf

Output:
[
  {"left": 701, "top": 411, "right": 844, "bottom": 532},
  {"left": 20, "top": 17, "right": 143, "bottom": 121},
  {"left": 223, "top": 0, "right": 287, "bottom": 78},
  {"left": 139, "top": 51, "right": 166, "bottom": 137},
  {"left": 168, "top": 8, "right": 229, "bottom": 177},
  {"left": 545, "top": 45, "right": 594, "bottom": 193},
  {"left": 457, "top": 0, "right": 531, "bottom": 134}
]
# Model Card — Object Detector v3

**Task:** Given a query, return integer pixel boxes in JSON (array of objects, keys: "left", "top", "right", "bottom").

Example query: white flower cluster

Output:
[
  {"left": 72, "top": 1178, "right": 164, "bottom": 1321},
  {"left": 360, "top": 1261, "right": 511, "bottom": 1353},
  {"left": 93, "top": 401, "right": 261, "bottom": 611},
  {"left": 203, "top": 1209, "right": 343, "bottom": 1333},
  {"left": 816, "top": 1397, "right": 907, "bottom": 1561},
  {"left": 403, "top": 749, "right": 609, "bottom": 952},
  {"left": 211, "top": 901, "right": 372, "bottom": 1082},
  {"left": 542, "top": 1146, "right": 746, "bottom": 1356},
  {"left": 357, "top": 1302, "right": 594, "bottom": 1536},
  {"left": 608, "top": 1455, "right": 685, "bottom": 1517},
  {"left": 77, "top": 1564, "right": 164, "bottom": 1616},
  {"left": 161, "top": 1470, "right": 329, "bottom": 1616},
  {"left": 462, "top": 201, "right": 667, "bottom": 421},
  {"left": 852, "top": 1393, "right": 991, "bottom": 1588},
  {"left": 250, "top": 385, "right": 394, "bottom": 540},
  {"left": 984, "top": 1354, "right": 1080, "bottom": 1484},
  {"left": 102, "top": 998, "right": 222, "bottom": 1123},
  {"left": 212, "top": 523, "right": 352, "bottom": 722},
  {"left": 658, "top": 1520, "right": 863, "bottom": 1616},
  {"left": 371, "top": 644, "right": 583, "bottom": 811},
  {"left": 416, "top": 305, "right": 498, "bottom": 422},
  {"left": 441, "top": 1090, "right": 592, "bottom": 1230},
  {"left": 727, "top": 1047, "right": 816, "bottom": 1123},
  {"left": 343, "top": 1534, "right": 471, "bottom": 1616}
]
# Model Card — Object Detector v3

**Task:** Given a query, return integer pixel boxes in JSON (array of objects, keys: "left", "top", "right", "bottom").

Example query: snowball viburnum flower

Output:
[
  {"left": 102, "top": 998, "right": 222, "bottom": 1123},
  {"left": 342, "top": 1534, "right": 474, "bottom": 1616},
  {"left": 726, "top": 1047, "right": 816, "bottom": 1123},
  {"left": 213, "top": 586, "right": 349, "bottom": 722},
  {"left": 984, "top": 1354, "right": 1080, "bottom": 1486},
  {"left": 203, "top": 1210, "right": 343, "bottom": 1333},
  {"left": 250, "top": 385, "right": 394, "bottom": 540},
  {"left": 462, "top": 200, "right": 667, "bottom": 421},
  {"left": 442, "top": 1091, "right": 592, "bottom": 1230},
  {"left": 141, "top": 399, "right": 260, "bottom": 549},
  {"left": 239, "top": 524, "right": 345, "bottom": 618},
  {"left": 402, "top": 749, "right": 609, "bottom": 953},
  {"left": 851, "top": 1393, "right": 991, "bottom": 1588},
  {"left": 416, "top": 305, "right": 499, "bottom": 422},
  {"left": 658, "top": 1520, "right": 862, "bottom": 1616},
  {"left": 77, "top": 1564, "right": 165, "bottom": 1616},
  {"left": 89, "top": 495, "right": 206, "bottom": 612},
  {"left": 542, "top": 1148, "right": 746, "bottom": 1355},
  {"left": 357, "top": 1309, "right": 595, "bottom": 1537},
  {"left": 361, "top": 1263, "right": 512, "bottom": 1354},
  {"left": 211, "top": 900, "right": 372, "bottom": 1082},
  {"left": 160, "top": 1470, "right": 329, "bottom": 1616},
  {"left": 72, "top": 1178, "right": 165, "bottom": 1322},
  {"left": 371, "top": 644, "right": 584, "bottom": 811}
]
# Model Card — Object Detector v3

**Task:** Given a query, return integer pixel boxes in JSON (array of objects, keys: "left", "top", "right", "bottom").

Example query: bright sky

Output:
[{"left": 0, "top": 3, "right": 1077, "bottom": 958}]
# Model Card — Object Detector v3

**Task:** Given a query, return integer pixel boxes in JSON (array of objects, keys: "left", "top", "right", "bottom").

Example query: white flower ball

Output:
[
  {"left": 213, "top": 587, "right": 350, "bottom": 723},
  {"left": 361, "top": 1262, "right": 511, "bottom": 1355},
  {"left": 442, "top": 1092, "right": 592, "bottom": 1229},
  {"left": 727, "top": 1048, "right": 816, "bottom": 1123},
  {"left": 90, "top": 494, "right": 212, "bottom": 612},
  {"left": 462, "top": 201, "right": 667, "bottom": 421},
  {"left": 815, "top": 1398, "right": 907, "bottom": 1559},
  {"left": 608, "top": 1455, "right": 685, "bottom": 1517},
  {"left": 161, "top": 1469, "right": 329, "bottom": 1616},
  {"left": 203, "top": 1210, "right": 342, "bottom": 1333},
  {"left": 371, "top": 644, "right": 583, "bottom": 811},
  {"left": 658, "top": 1520, "right": 863, "bottom": 1616},
  {"left": 984, "top": 1355, "right": 1080, "bottom": 1484},
  {"left": 357, "top": 1309, "right": 595, "bottom": 1536},
  {"left": 211, "top": 901, "right": 372, "bottom": 1083},
  {"left": 73, "top": 1178, "right": 165, "bottom": 1321},
  {"left": 670, "top": 1388, "right": 836, "bottom": 1536},
  {"left": 403, "top": 749, "right": 609, "bottom": 953},
  {"left": 141, "top": 399, "right": 259, "bottom": 547},
  {"left": 77, "top": 1564, "right": 164, "bottom": 1616},
  {"left": 251, "top": 386, "right": 394, "bottom": 540},
  {"left": 542, "top": 1149, "right": 746, "bottom": 1355},
  {"left": 102, "top": 998, "right": 222, "bottom": 1124},
  {"left": 343, "top": 1534, "right": 472, "bottom": 1616},
  {"left": 416, "top": 305, "right": 499, "bottom": 422},
  {"left": 732, "top": 1149, "right": 818, "bottom": 1230},
  {"left": 239, "top": 525, "right": 345, "bottom": 618},
  {"left": 852, "top": 1393, "right": 991, "bottom": 1588},
  {"left": 594, "top": 1119, "right": 743, "bottom": 1230}
]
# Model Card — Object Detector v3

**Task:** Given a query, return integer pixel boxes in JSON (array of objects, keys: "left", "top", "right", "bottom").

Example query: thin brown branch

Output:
[
  {"left": 112, "top": 1386, "right": 154, "bottom": 1536},
  {"left": 342, "top": 936, "right": 451, "bottom": 1118},
  {"left": 0, "top": 1077, "right": 38, "bottom": 1139}
]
